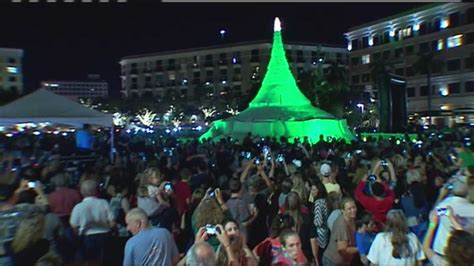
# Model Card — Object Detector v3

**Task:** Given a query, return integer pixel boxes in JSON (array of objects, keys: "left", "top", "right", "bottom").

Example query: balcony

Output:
[{"left": 130, "top": 69, "right": 138, "bottom": 75}]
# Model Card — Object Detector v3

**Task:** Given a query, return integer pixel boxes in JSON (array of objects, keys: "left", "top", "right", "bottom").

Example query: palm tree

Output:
[
  {"left": 297, "top": 69, "right": 322, "bottom": 106},
  {"left": 297, "top": 61, "right": 351, "bottom": 118},
  {"left": 322, "top": 61, "right": 351, "bottom": 118},
  {"left": 413, "top": 51, "right": 444, "bottom": 126}
]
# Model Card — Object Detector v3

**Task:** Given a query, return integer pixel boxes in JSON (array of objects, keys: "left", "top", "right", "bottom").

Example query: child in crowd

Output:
[{"left": 355, "top": 213, "right": 376, "bottom": 266}]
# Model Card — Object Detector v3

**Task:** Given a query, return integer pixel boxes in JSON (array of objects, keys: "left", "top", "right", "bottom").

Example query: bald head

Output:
[
  {"left": 80, "top": 180, "right": 97, "bottom": 197},
  {"left": 125, "top": 208, "right": 150, "bottom": 235},
  {"left": 186, "top": 241, "right": 216, "bottom": 266}
]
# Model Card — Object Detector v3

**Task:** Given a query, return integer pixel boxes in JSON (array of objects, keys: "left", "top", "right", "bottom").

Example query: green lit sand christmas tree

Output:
[{"left": 200, "top": 17, "right": 354, "bottom": 143}]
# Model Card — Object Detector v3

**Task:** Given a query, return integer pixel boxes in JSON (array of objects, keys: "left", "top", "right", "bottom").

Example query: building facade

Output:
[
  {"left": 0, "top": 48, "right": 24, "bottom": 95},
  {"left": 41, "top": 77, "right": 108, "bottom": 101},
  {"left": 345, "top": 3, "right": 474, "bottom": 127},
  {"left": 119, "top": 41, "right": 347, "bottom": 99}
]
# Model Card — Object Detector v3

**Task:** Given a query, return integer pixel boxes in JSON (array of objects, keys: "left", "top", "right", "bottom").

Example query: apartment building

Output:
[
  {"left": 345, "top": 3, "right": 474, "bottom": 127},
  {"left": 119, "top": 41, "right": 347, "bottom": 99},
  {"left": 41, "top": 75, "right": 108, "bottom": 101},
  {"left": 0, "top": 48, "right": 24, "bottom": 95}
]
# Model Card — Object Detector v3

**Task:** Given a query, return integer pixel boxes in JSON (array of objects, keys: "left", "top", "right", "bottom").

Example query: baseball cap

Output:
[{"left": 320, "top": 163, "right": 331, "bottom": 177}]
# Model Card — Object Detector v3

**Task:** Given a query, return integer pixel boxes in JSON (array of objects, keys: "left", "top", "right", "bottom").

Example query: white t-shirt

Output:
[
  {"left": 70, "top": 197, "right": 114, "bottom": 235},
  {"left": 367, "top": 232, "right": 425, "bottom": 266},
  {"left": 433, "top": 196, "right": 474, "bottom": 255},
  {"left": 429, "top": 253, "right": 448, "bottom": 266}
]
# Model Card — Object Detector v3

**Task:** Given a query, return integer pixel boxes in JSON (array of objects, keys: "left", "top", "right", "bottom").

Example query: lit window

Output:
[
  {"left": 437, "top": 39, "right": 444, "bottom": 51},
  {"left": 389, "top": 29, "right": 395, "bottom": 37},
  {"left": 405, "top": 27, "right": 412, "bottom": 37},
  {"left": 6, "top": 67, "right": 18, "bottom": 74},
  {"left": 347, "top": 42, "right": 352, "bottom": 51},
  {"left": 447, "top": 34, "right": 463, "bottom": 48},
  {"left": 413, "top": 23, "right": 420, "bottom": 31},
  {"left": 440, "top": 105, "right": 449, "bottom": 110},
  {"left": 169, "top": 73, "right": 175, "bottom": 80},
  {"left": 439, "top": 85, "right": 449, "bottom": 96},
  {"left": 441, "top": 17, "right": 449, "bottom": 29},
  {"left": 368, "top": 36, "right": 374, "bottom": 46},
  {"left": 362, "top": 54, "right": 370, "bottom": 64}
]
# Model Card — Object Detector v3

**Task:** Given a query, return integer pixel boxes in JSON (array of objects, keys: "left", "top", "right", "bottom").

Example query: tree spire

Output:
[{"left": 249, "top": 17, "right": 312, "bottom": 108}]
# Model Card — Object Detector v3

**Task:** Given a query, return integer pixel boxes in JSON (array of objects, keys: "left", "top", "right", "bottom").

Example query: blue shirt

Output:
[
  {"left": 75, "top": 129, "right": 94, "bottom": 150},
  {"left": 123, "top": 227, "right": 178, "bottom": 266},
  {"left": 355, "top": 232, "right": 375, "bottom": 256}
]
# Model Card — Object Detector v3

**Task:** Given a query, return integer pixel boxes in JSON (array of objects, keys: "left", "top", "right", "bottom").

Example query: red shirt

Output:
[
  {"left": 173, "top": 180, "right": 191, "bottom": 216},
  {"left": 253, "top": 237, "right": 281, "bottom": 260},
  {"left": 355, "top": 181, "right": 394, "bottom": 223},
  {"left": 48, "top": 187, "right": 82, "bottom": 217}
]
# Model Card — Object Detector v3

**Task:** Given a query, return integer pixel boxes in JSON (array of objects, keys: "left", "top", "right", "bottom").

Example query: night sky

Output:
[{"left": 0, "top": 2, "right": 423, "bottom": 96}]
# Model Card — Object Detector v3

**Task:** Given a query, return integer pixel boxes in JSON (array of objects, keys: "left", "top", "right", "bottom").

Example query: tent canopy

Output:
[{"left": 0, "top": 89, "right": 112, "bottom": 127}]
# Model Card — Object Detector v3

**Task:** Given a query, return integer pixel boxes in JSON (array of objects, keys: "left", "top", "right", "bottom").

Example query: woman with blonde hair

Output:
[
  {"left": 322, "top": 197, "right": 358, "bottom": 266},
  {"left": 281, "top": 192, "right": 316, "bottom": 262},
  {"left": 291, "top": 173, "right": 308, "bottom": 203},
  {"left": 367, "top": 209, "right": 425, "bottom": 266},
  {"left": 136, "top": 168, "right": 170, "bottom": 226},
  {"left": 192, "top": 188, "right": 231, "bottom": 251},
  {"left": 11, "top": 205, "right": 51, "bottom": 265}
]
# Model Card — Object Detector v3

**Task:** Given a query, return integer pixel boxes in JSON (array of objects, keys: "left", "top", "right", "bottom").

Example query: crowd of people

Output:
[{"left": 0, "top": 124, "right": 473, "bottom": 266}]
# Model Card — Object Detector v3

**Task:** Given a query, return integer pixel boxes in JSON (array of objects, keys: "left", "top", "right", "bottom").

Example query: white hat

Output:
[{"left": 320, "top": 163, "right": 331, "bottom": 177}]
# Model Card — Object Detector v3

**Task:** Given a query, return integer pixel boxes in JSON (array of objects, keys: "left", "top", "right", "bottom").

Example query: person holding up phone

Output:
[
  {"left": 423, "top": 207, "right": 474, "bottom": 266},
  {"left": 191, "top": 188, "right": 232, "bottom": 251},
  {"left": 431, "top": 175, "right": 474, "bottom": 256},
  {"left": 355, "top": 164, "right": 395, "bottom": 225}
]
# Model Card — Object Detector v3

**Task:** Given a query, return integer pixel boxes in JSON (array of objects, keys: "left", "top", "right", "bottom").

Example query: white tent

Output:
[
  {"left": 0, "top": 88, "right": 112, "bottom": 127},
  {"left": 0, "top": 89, "right": 115, "bottom": 161}
]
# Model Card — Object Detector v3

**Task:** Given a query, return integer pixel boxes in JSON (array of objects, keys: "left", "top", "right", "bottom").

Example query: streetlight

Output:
[{"left": 219, "top": 29, "right": 226, "bottom": 40}]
